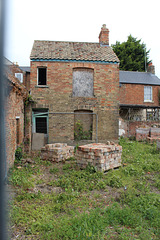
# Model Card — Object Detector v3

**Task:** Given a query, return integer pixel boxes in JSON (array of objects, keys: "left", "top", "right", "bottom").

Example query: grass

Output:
[{"left": 8, "top": 138, "right": 160, "bottom": 239}]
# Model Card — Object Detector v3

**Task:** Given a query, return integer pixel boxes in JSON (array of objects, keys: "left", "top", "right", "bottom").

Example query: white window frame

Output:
[
  {"left": 144, "top": 86, "right": 152, "bottom": 102},
  {"left": 15, "top": 73, "right": 23, "bottom": 83}
]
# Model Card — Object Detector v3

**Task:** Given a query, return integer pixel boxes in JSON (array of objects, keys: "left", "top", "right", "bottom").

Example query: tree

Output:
[{"left": 112, "top": 35, "right": 151, "bottom": 72}]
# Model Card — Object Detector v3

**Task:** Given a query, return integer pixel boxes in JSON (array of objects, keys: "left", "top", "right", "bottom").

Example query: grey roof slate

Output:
[
  {"left": 20, "top": 66, "right": 30, "bottom": 72},
  {"left": 120, "top": 71, "right": 160, "bottom": 86},
  {"left": 30, "top": 40, "right": 119, "bottom": 63}
]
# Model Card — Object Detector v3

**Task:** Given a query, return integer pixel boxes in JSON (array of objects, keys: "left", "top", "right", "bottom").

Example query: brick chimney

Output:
[
  {"left": 147, "top": 62, "right": 155, "bottom": 75},
  {"left": 99, "top": 24, "right": 109, "bottom": 46}
]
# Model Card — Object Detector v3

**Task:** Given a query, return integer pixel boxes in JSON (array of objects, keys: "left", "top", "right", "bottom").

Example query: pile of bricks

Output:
[
  {"left": 41, "top": 143, "right": 74, "bottom": 162},
  {"left": 136, "top": 127, "right": 160, "bottom": 143},
  {"left": 136, "top": 128, "right": 150, "bottom": 141},
  {"left": 150, "top": 127, "right": 160, "bottom": 138},
  {"left": 75, "top": 142, "right": 122, "bottom": 172},
  {"left": 147, "top": 128, "right": 160, "bottom": 143}
]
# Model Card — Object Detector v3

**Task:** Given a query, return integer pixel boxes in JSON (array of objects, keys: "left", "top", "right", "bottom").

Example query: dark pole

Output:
[{"left": 0, "top": 0, "right": 7, "bottom": 239}]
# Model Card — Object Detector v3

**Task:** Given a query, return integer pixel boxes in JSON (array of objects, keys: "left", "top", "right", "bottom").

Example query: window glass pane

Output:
[
  {"left": 38, "top": 68, "right": 47, "bottom": 85},
  {"left": 36, "top": 117, "right": 47, "bottom": 134},
  {"left": 15, "top": 73, "right": 23, "bottom": 83},
  {"left": 144, "top": 86, "right": 152, "bottom": 101}
]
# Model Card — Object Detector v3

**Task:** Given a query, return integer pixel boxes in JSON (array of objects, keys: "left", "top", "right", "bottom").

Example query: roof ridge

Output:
[
  {"left": 120, "top": 70, "right": 149, "bottom": 74},
  {"left": 34, "top": 40, "right": 100, "bottom": 44}
]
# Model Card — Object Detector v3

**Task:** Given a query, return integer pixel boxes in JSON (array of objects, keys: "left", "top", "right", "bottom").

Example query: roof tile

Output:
[{"left": 30, "top": 40, "right": 119, "bottom": 63}]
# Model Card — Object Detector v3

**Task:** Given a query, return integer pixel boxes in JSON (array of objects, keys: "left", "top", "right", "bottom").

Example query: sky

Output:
[{"left": 4, "top": 0, "right": 160, "bottom": 78}]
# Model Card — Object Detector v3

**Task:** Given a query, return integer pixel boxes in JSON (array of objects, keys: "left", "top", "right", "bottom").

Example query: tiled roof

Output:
[
  {"left": 5, "top": 71, "right": 28, "bottom": 98},
  {"left": 30, "top": 40, "right": 119, "bottom": 63},
  {"left": 120, "top": 71, "right": 160, "bottom": 86},
  {"left": 4, "top": 62, "right": 28, "bottom": 98}
]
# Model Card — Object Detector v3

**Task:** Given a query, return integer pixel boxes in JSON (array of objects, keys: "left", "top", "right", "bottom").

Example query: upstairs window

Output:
[
  {"left": 15, "top": 73, "right": 23, "bottom": 83},
  {"left": 38, "top": 67, "right": 47, "bottom": 85},
  {"left": 144, "top": 86, "right": 152, "bottom": 102},
  {"left": 73, "top": 68, "right": 94, "bottom": 97}
]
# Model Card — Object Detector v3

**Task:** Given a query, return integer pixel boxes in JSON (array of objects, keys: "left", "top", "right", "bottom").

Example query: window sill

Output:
[
  {"left": 72, "top": 95, "right": 96, "bottom": 98},
  {"left": 35, "top": 85, "right": 49, "bottom": 88},
  {"left": 144, "top": 100, "right": 154, "bottom": 103}
]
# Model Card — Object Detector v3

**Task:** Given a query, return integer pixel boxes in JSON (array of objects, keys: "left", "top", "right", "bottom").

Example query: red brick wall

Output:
[
  {"left": 6, "top": 85, "right": 25, "bottom": 167},
  {"left": 30, "top": 61, "right": 119, "bottom": 144},
  {"left": 25, "top": 72, "right": 30, "bottom": 90},
  {"left": 120, "top": 83, "right": 160, "bottom": 106}
]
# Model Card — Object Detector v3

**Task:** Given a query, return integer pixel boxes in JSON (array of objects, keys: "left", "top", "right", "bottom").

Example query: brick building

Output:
[
  {"left": 5, "top": 58, "right": 30, "bottom": 91},
  {"left": 29, "top": 25, "right": 120, "bottom": 149},
  {"left": 4, "top": 58, "right": 28, "bottom": 167},
  {"left": 119, "top": 64, "right": 160, "bottom": 137}
]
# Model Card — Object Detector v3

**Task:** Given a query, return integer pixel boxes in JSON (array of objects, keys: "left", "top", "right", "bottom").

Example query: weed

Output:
[
  {"left": 8, "top": 166, "right": 34, "bottom": 189},
  {"left": 74, "top": 144, "right": 79, "bottom": 153},
  {"left": 42, "top": 160, "right": 52, "bottom": 166},
  {"left": 86, "top": 163, "right": 97, "bottom": 173},
  {"left": 105, "top": 172, "right": 123, "bottom": 188},
  {"left": 49, "top": 167, "right": 59, "bottom": 174},
  {"left": 74, "top": 120, "right": 92, "bottom": 141},
  {"left": 96, "top": 180, "right": 106, "bottom": 189},
  {"left": 16, "top": 191, "right": 43, "bottom": 202},
  {"left": 9, "top": 139, "right": 160, "bottom": 239},
  {"left": 66, "top": 156, "right": 76, "bottom": 161},
  {"left": 62, "top": 163, "right": 72, "bottom": 171},
  {"left": 15, "top": 146, "right": 23, "bottom": 165}
]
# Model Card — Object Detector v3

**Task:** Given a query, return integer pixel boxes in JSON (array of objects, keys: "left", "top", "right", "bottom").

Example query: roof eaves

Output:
[
  {"left": 30, "top": 58, "right": 119, "bottom": 64},
  {"left": 119, "top": 81, "right": 160, "bottom": 86},
  {"left": 120, "top": 104, "right": 160, "bottom": 109}
]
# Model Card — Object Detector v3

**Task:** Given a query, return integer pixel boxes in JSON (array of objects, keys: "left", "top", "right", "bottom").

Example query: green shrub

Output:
[
  {"left": 15, "top": 146, "right": 23, "bottom": 163},
  {"left": 74, "top": 120, "right": 92, "bottom": 141}
]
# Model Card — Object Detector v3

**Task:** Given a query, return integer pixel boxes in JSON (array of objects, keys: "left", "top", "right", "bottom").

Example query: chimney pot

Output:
[
  {"left": 147, "top": 62, "right": 155, "bottom": 74},
  {"left": 99, "top": 24, "right": 109, "bottom": 46}
]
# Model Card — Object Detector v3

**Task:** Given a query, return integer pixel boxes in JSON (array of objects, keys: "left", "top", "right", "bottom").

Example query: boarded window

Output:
[
  {"left": 73, "top": 68, "right": 93, "bottom": 97},
  {"left": 38, "top": 68, "right": 47, "bottom": 85}
]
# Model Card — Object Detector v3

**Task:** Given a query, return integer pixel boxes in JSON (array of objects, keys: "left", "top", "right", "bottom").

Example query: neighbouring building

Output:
[
  {"left": 29, "top": 25, "right": 120, "bottom": 149},
  {"left": 4, "top": 58, "right": 28, "bottom": 167},
  {"left": 119, "top": 63, "right": 160, "bottom": 137},
  {"left": 5, "top": 58, "right": 30, "bottom": 91}
]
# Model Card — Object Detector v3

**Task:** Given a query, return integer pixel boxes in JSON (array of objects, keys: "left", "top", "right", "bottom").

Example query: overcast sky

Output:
[{"left": 4, "top": 0, "right": 160, "bottom": 78}]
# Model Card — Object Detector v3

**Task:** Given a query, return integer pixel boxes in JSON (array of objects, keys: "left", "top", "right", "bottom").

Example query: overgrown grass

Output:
[{"left": 8, "top": 139, "right": 160, "bottom": 239}]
